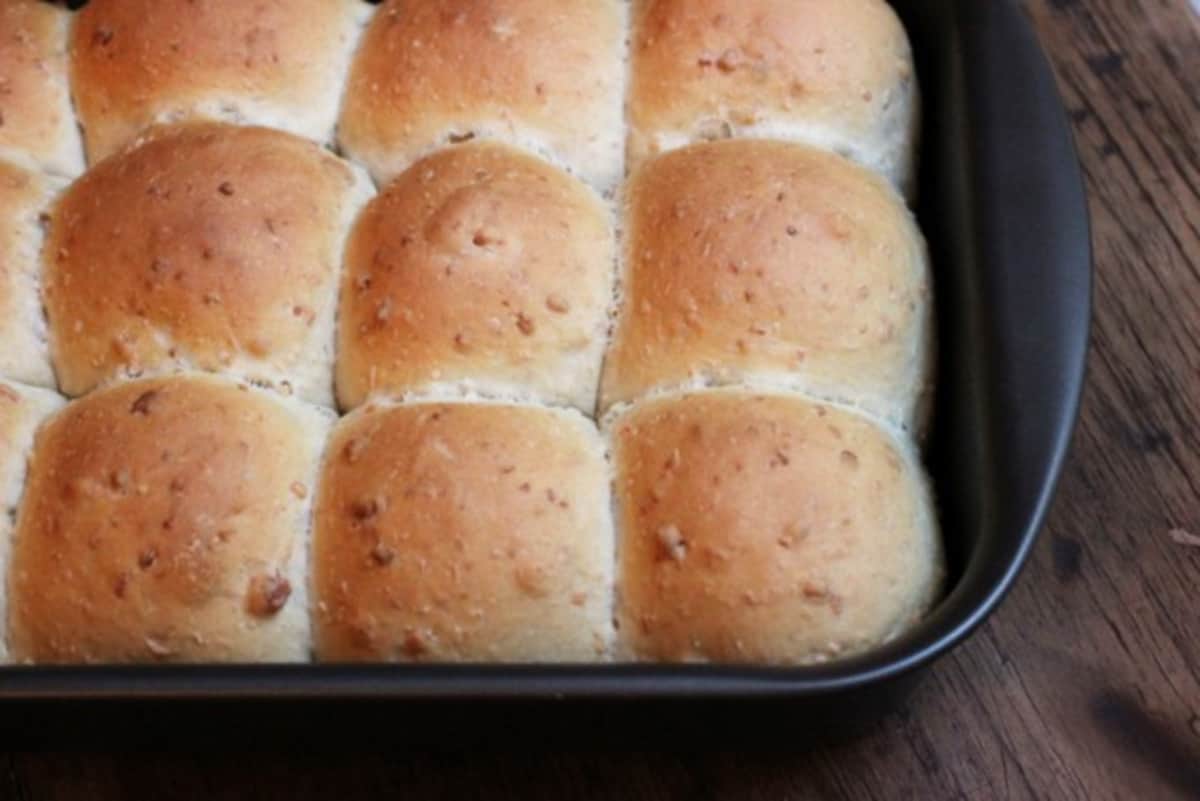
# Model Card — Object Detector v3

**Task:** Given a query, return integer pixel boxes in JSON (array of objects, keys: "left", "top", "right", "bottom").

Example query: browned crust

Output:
[
  {"left": 9, "top": 374, "right": 323, "bottom": 663},
  {"left": 336, "top": 142, "right": 613, "bottom": 411},
  {"left": 313, "top": 401, "right": 614, "bottom": 662}
]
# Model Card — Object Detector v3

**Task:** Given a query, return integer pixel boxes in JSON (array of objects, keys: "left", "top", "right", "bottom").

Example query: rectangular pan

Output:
[{"left": 0, "top": 0, "right": 1090, "bottom": 744}]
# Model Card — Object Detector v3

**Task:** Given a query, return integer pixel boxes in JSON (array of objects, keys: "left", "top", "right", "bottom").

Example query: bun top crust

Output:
[
  {"left": 43, "top": 122, "right": 372, "bottom": 405},
  {"left": 628, "top": 0, "right": 918, "bottom": 192},
  {"left": 313, "top": 400, "right": 615, "bottom": 662},
  {"left": 337, "top": 141, "right": 614, "bottom": 412},
  {"left": 337, "top": 0, "right": 625, "bottom": 192},
  {"left": 609, "top": 389, "right": 942, "bottom": 664},
  {"left": 8, "top": 374, "right": 328, "bottom": 664},
  {"left": 70, "top": 0, "right": 368, "bottom": 162},
  {"left": 601, "top": 140, "right": 931, "bottom": 432}
]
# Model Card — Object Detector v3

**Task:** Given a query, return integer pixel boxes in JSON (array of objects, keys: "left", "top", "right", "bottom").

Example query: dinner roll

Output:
[
  {"left": 43, "top": 122, "right": 374, "bottom": 406},
  {"left": 609, "top": 389, "right": 942, "bottom": 664},
  {"left": 70, "top": 0, "right": 371, "bottom": 163},
  {"left": 628, "top": 0, "right": 919, "bottom": 195},
  {"left": 338, "top": 0, "right": 625, "bottom": 193},
  {"left": 0, "top": 161, "right": 60, "bottom": 388},
  {"left": 8, "top": 374, "right": 332, "bottom": 664},
  {"left": 337, "top": 142, "right": 614, "bottom": 412},
  {"left": 313, "top": 399, "right": 614, "bottom": 662},
  {"left": 601, "top": 140, "right": 932, "bottom": 433},
  {"left": 0, "top": 380, "right": 64, "bottom": 663},
  {"left": 0, "top": 0, "right": 84, "bottom": 176}
]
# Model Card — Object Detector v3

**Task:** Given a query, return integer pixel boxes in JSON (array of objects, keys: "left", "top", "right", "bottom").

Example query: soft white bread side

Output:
[
  {"left": 0, "top": 380, "right": 65, "bottom": 663},
  {"left": 608, "top": 388, "right": 942, "bottom": 664},
  {"left": 337, "top": 0, "right": 626, "bottom": 194},
  {"left": 601, "top": 139, "right": 933, "bottom": 434},
  {"left": 336, "top": 141, "right": 615, "bottom": 413},
  {"left": 0, "top": 160, "right": 61, "bottom": 388},
  {"left": 313, "top": 398, "right": 614, "bottom": 662},
  {"left": 70, "top": 0, "right": 371, "bottom": 163},
  {"left": 43, "top": 122, "right": 375, "bottom": 407},
  {"left": 8, "top": 373, "right": 333, "bottom": 664},
  {"left": 628, "top": 0, "right": 919, "bottom": 196},
  {"left": 0, "top": 0, "right": 84, "bottom": 177}
]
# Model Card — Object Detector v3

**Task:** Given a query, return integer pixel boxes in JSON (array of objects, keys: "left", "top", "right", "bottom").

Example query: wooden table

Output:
[{"left": 4, "top": 1, "right": 1198, "bottom": 798}]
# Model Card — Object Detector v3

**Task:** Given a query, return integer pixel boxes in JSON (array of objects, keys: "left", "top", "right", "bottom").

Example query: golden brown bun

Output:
[
  {"left": 609, "top": 389, "right": 942, "bottom": 664},
  {"left": 628, "top": 0, "right": 918, "bottom": 195},
  {"left": 0, "top": 160, "right": 60, "bottom": 388},
  {"left": 70, "top": 0, "right": 370, "bottom": 163},
  {"left": 601, "top": 140, "right": 932, "bottom": 434},
  {"left": 43, "top": 122, "right": 374, "bottom": 406},
  {"left": 313, "top": 399, "right": 614, "bottom": 662},
  {"left": 337, "top": 0, "right": 625, "bottom": 193},
  {"left": 8, "top": 374, "right": 332, "bottom": 664},
  {"left": 0, "top": 379, "right": 65, "bottom": 662},
  {"left": 337, "top": 142, "right": 614, "bottom": 412},
  {"left": 0, "top": 0, "right": 84, "bottom": 176}
]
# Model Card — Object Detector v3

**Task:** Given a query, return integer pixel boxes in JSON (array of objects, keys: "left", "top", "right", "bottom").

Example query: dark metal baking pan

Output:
[{"left": 0, "top": 0, "right": 1090, "bottom": 741}]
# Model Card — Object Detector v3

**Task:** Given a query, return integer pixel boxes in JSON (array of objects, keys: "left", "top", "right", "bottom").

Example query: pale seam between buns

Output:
[
  {"left": 45, "top": 6, "right": 85, "bottom": 178},
  {"left": 62, "top": 8, "right": 89, "bottom": 175},
  {"left": 321, "top": 159, "right": 377, "bottom": 408},
  {"left": 7, "top": 170, "right": 64, "bottom": 390},
  {"left": 327, "top": 0, "right": 377, "bottom": 161},
  {"left": 357, "top": 123, "right": 619, "bottom": 201},
  {"left": 599, "top": 379, "right": 917, "bottom": 457},
  {"left": 605, "top": 429, "right": 629, "bottom": 662},
  {"left": 283, "top": 397, "right": 338, "bottom": 663},
  {"left": 0, "top": 7, "right": 85, "bottom": 178},
  {"left": 593, "top": 160, "right": 634, "bottom": 422},
  {"left": 0, "top": 381, "right": 65, "bottom": 663}
]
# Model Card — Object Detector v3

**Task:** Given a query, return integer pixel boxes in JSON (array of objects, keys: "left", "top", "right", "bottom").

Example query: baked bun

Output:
[
  {"left": 43, "top": 122, "right": 374, "bottom": 406},
  {"left": 609, "top": 389, "right": 942, "bottom": 664},
  {"left": 0, "top": 161, "right": 60, "bottom": 388},
  {"left": 70, "top": 0, "right": 370, "bottom": 163},
  {"left": 628, "top": 0, "right": 918, "bottom": 195},
  {"left": 313, "top": 399, "right": 614, "bottom": 662},
  {"left": 0, "top": 0, "right": 84, "bottom": 176},
  {"left": 8, "top": 374, "right": 332, "bottom": 664},
  {"left": 337, "top": 0, "right": 625, "bottom": 193},
  {"left": 0, "top": 380, "right": 64, "bottom": 662},
  {"left": 601, "top": 140, "right": 932, "bottom": 433},
  {"left": 337, "top": 142, "right": 614, "bottom": 412}
]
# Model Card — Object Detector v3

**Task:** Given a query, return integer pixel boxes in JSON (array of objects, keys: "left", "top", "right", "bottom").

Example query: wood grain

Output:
[{"left": 4, "top": 0, "right": 1199, "bottom": 798}]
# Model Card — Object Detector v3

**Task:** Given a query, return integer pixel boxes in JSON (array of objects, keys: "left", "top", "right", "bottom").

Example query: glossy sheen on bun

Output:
[
  {"left": 43, "top": 122, "right": 374, "bottom": 406},
  {"left": 8, "top": 374, "right": 332, "bottom": 664},
  {"left": 0, "top": 161, "right": 60, "bottom": 388},
  {"left": 628, "top": 0, "right": 918, "bottom": 194},
  {"left": 337, "top": 0, "right": 625, "bottom": 193},
  {"left": 337, "top": 142, "right": 614, "bottom": 412},
  {"left": 601, "top": 140, "right": 932, "bottom": 433},
  {"left": 0, "top": 0, "right": 84, "bottom": 176},
  {"left": 0, "top": 380, "right": 64, "bottom": 662},
  {"left": 313, "top": 400, "right": 614, "bottom": 662},
  {"left": 70, "top": 0, "right": 370, "bottom": 163},
  {"left": 609, "top": 389, "right": 942, "bottom": 664}
]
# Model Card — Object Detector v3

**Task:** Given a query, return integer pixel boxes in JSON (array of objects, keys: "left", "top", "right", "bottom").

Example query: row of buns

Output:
[
  {"left": 0, "top": 0, "right": 944, "bottom": 665},
  {"left": 0, "top": 373, "right": 939, "bottom": 664},
  {"left": 5, "top": 124, "right": 930, "bottom": 431},
  {"left": 2, "top": 0, "right": 918, "bottom": 193}
]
